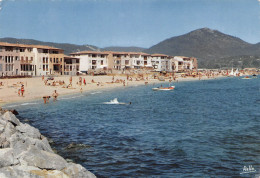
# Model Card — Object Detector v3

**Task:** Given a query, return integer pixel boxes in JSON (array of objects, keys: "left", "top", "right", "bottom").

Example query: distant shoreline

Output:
[{"left": 0, "top": 74, "right": 228, "bottom": 108}]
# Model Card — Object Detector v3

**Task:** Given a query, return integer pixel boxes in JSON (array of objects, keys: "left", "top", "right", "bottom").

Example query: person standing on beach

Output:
[
  {"left": 21, "top": 85, "right": 25, "bottom": 97},
  {"left": 69, "top": 76, "right": 72, "bottom": 86},
  {"left": 79, "top": 77, "right": 82, "bottom": 86},
  {"left": 52, "top": 90, "right": 59, "bottom": 102}
]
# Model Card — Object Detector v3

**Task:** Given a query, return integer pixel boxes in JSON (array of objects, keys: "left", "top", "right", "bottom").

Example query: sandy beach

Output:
[{"left": 0, "top": 74, "right": 224, "bottom": 106}]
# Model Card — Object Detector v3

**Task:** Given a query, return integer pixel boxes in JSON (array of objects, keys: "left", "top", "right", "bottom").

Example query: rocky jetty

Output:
[{"left": 0, "top": 109, "right": 96, "bottom": 178}]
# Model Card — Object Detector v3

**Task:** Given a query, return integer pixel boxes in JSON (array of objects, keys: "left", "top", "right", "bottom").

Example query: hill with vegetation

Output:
[{"left": 145, "top": 28, "right": 260, "bottom": 68}]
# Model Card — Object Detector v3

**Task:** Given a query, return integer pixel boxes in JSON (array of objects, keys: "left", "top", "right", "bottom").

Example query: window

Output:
[
  {"left": 31, "top": 57, "right": 33, "bottom": 61},
  {"left": 20, "top": 48, "right": 25, "bottom": 52},
  {"left": 52, "top": 51, "right": 58, "bottom": 54},
  {"left": 101, "top": 60, "right": 103, "bottom": 65},
  {"left": 16, "top": 56, "right": 19, "bottom": 61},
  {"left": 50, "top": 58, "right": 52, "bottom": 63},
  {"left": 101, "top": 55, "right": 105, "bottom": 58},
  {"left": 5, "top": 47, "right": 13, "bottom": 52}
]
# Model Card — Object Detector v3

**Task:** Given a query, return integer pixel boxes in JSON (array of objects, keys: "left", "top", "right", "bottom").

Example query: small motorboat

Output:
[
  {"left": 152, "top": 87, "right": 160, "bottom": 91},
  {"left": 241, "top": 76, "right": 252, "bottom": 80},
  {"left": 152, "top": 86, "right": 175, "bottom": 91}
]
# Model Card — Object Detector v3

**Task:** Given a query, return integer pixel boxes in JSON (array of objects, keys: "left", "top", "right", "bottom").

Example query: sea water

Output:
[{"left": 4, "top": 77, "right": 260, "bottom": 177}]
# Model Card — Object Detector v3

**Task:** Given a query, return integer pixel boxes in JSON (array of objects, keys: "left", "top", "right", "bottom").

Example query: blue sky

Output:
[{"left": 0, "top": 0, "right": 259, "bottom": 48}]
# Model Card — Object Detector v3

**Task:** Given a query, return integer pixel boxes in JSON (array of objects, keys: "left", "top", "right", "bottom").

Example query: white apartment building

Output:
[
  {"left": 64, "top": 56, "right": 80, "bottom": 75},
  {"left": 173, "top": 56, "right": 197, "bottom": 72},
  {"left": 151, "top": 54, "right": 171, "bottom": 72},
  {"left": 71, "top": 51, "right": 109, "bottom": 73},
  {"left": 128, "top": 52, "right": 153, "bottom": 69}
]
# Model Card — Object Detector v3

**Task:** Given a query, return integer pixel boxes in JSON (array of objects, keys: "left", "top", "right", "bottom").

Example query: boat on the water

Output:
[
  {"left": 241, "top": 76, "right": 252, "bottom": 80},
  {"left": 152, "top": 86, "right": 175, "bottom": 91}
]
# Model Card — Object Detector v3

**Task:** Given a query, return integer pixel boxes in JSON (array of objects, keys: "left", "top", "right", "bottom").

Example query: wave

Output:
[
  {"left": 5, "top": 102, "right": 39, "bottom": 108},
  {"left": 4, "top": 104, "right": 19, "bottom": 108},
  {"left": 60, "top": 96, "right": 82, "bottom": 100},
  {"left": 21, "top": 102, "right": 39, "bottom": 106},
  {"left": 91, "top": 91, "right": 102, "bottom": 95}
]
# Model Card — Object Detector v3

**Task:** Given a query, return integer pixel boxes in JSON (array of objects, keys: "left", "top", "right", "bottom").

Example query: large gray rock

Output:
[
  {"left": 0, "top": 148, "right": 19, "bottom": 167},
  {"left": 9, "top": 132, "right": 53, "bottom": 156},
  {"left": 16, "top": 123, "right": 41, "bottom": 139},
  {"left": 19, "top": 145, "right": 67, "bottom": 170},
  {"left": 3, "top": 122, "right": 15, "bottom": 138},
  {"left": 62, "top": 163, "right": 96, "bottom": 178},
  {"left": 0, "top": 166, "right": 41, "bottom": 178},
  {"left": 0, "top": 165, "right": 69, "bottom": 178},
  {"left": 0, "top": 110, "right": 96, "bottom": 178},
  {"left": 2, "top": 112, "right": 20, "bottom": 126},
  {"left": 0, "top": 122, "right": 16, "bottom": 148},
  {"left": 0, "top": 118, "right": 7, "bottom": 127}
]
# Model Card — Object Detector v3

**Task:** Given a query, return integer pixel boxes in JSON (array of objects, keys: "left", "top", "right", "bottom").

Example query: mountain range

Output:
[{"left": 1, "top": 28, "right": 260, "bottom": 69}]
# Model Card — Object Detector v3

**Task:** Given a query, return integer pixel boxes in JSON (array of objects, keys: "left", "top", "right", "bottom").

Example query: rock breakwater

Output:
[{"left": 0, "top": 109, "right": 96, "bottom": 178}]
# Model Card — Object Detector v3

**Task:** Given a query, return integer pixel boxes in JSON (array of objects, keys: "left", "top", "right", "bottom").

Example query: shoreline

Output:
[{"left": 0, "top": 75, "right": 227, "bottom": 107}]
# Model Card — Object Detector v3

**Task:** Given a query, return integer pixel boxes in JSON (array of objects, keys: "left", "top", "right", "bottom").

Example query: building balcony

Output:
[{"left": 20, "top": 60, "right": 33, "bottom": 64}]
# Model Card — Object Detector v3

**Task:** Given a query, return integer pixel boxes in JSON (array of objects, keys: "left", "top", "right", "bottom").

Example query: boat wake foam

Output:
[{"left": 103, "top": 98, "right": 126, "bottom": 105}]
